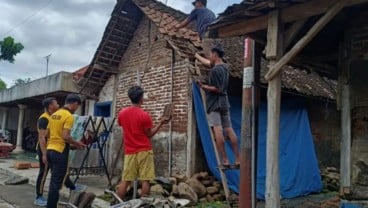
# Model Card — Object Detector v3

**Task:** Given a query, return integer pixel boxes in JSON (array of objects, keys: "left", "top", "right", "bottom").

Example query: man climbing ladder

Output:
[{"left": 195, "top": 44, "right": 240, "bottom": 167}]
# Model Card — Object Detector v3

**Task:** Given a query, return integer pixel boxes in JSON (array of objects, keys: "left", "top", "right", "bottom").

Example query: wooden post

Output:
[
  {"left": 239, "top": 37, "right": 254, "bottom": 208},
  {"left": 339, "top": 26, "right": 352, "bottom": 195},
  {"left": 341, "top": 83, "right": 351, "bottom": 194},
  {"left": 265, "top": 0, "right": 348, "bottom": 80},
  {"left": 265, "top": 10, "right": 283, "bottom": 208},
  {"left": 186, "top": 83, "right": 197, "bottom": 177}
]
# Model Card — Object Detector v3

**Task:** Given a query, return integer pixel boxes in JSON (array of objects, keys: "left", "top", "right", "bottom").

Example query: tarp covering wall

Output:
[{"left": 192, "top": 83, "right": 322, "bottom": 199}]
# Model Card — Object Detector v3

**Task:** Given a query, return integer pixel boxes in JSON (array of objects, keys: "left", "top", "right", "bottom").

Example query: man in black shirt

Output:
[
  {"left": 35, "top": 97, "right": 85, "bottom": 207},
  {"left": 196, "top": 44, "right": 240, "bottom": 166}
]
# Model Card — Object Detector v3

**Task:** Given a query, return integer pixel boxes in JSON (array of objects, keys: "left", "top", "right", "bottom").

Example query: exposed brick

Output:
[{"left": 115, "top": 17, "right": 189, "bottom": 133}]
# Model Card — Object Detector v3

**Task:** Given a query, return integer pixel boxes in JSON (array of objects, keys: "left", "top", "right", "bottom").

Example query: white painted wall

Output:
[{"left": 99, "top": 76, "right": 115, "bottom": 102}]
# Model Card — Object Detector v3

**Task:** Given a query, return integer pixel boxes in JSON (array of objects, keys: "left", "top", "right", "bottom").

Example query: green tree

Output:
[
  {"left": 12, "top": 78, "right": 31, "bottom": 87},
  {"left": 0, "top": 36, "right": 24, "bottom": 63},
  {"left": 0, "top": 78, "right": 6, "bottom": 90}
]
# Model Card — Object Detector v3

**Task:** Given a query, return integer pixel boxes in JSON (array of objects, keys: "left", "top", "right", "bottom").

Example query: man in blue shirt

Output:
[{"left": 175, "top": 0, "right": 216, "bottom": 39}]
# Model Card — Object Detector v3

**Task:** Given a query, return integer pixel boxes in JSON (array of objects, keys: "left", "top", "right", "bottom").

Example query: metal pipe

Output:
[{"left": 168, "top": 48, "right": 175, "bottom": 176}]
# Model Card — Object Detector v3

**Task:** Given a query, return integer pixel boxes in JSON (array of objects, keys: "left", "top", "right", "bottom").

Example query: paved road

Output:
[{"left": 0, "top": 171, "right": 68, "bottom": 208}]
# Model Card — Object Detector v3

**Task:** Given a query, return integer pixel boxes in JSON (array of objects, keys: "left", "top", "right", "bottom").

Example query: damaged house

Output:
[{"left": 74, "top": 0, "right": 339, "bottom": 189}]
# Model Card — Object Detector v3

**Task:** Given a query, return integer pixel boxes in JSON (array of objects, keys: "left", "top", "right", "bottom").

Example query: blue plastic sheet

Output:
[{"left": 192, "top": 83, "right": 322, "bottom": 199}]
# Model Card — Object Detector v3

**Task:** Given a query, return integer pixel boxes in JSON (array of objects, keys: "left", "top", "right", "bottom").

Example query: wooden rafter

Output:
[
  {"left": 214, "top": 0, "right": 368, "bottom": 38},
  {"left": 265, "top": 0, "right": 348, "bottom": 80},
  {"left": 284, "top": 19, "right": 307, "bottom": 49}
]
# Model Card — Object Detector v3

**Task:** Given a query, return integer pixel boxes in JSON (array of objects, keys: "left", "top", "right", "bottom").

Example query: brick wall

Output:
[
  {"left": 307, "top": 100, "right": 341, "bottom": 169},
  {"left": 349, "top": 15, "right": 368, "bottom": 185},
  {"left": 114, "top": 17, "right": 191, "bottom": 176},
  {"left": 115, "top": 17, "right": 189, "bottom": 133}
]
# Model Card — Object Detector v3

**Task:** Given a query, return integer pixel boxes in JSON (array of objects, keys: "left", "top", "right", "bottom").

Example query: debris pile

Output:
[
  {"left": 321, "top": 167, "right": 340, "bottom": 192},
  {"left": 147, "top": 172, "right": 237, "bottom": 205}
]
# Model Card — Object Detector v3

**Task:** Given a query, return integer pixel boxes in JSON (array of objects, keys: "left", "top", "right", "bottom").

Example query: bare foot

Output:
[
  {"left": 234, "top": 158, "right": 240, "bottom": 166},
  {"left": 222, "top": 159, "right": 230, "bottom": 166}
]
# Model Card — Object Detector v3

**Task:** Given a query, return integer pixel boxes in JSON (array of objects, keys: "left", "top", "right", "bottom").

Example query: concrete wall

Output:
[
  {"left": 99, "top": 76, "right": 115, "bottom": 102},
  {"left": 0, "top": 72, "right": 79, "bottom": 104}
]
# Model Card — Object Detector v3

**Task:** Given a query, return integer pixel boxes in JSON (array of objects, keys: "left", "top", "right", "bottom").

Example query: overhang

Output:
[{"left": 0, "top": 71, "right": 80, "bottom": 107}]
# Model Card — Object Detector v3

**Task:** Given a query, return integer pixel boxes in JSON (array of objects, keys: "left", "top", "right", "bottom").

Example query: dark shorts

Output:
[{"left": 208, "top": 109, "right": 232, "bottom": 128}]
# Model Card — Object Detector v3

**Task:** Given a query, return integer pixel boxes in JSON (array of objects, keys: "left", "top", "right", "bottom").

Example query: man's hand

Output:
[
  {"left": 42, "top": 155, "right": 48, "bottom": 165},
  {"left": 74, "top": 141, "right": 87, "bottom": 150},
  {"left": 197, "top": 81, "right": 203, "bottom": 88},
  {"left": 160, "top": 116, "right": 171, "bottom": 125}
]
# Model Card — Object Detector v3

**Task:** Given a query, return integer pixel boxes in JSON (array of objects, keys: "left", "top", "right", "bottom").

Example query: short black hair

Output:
[
  {"left": 192, "top": 0, "right": 207, "bottom": 6},
  {"left": 65, "top": 94, "right": 81, "bottom": 105},
  {"left": 211, "top": 44, "right": 225, "bottom": 58},
  {"left": 42, "top": 97, "right": 56, "bottom": 109},
  {"left": 128, "top": 86, "right": 144, "bottom": 104}
]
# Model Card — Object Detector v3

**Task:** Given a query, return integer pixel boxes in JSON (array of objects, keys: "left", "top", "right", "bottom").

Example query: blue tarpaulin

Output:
[{"left": 192, "top": 83, "right": 322, "bottom": 199}]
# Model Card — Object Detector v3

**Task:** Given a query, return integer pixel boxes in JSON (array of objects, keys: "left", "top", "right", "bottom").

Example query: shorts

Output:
[
  {"left": 208, "top": 109, "right": 232, "bottom": 128},
  {"left": 122, "top": 150, "right": 155, "bottom": 181}
]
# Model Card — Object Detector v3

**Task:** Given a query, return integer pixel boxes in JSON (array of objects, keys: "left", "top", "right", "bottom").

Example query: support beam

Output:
[
  {"left": 214, "top": 0, "right": 368, "bottom": 38},
  {"left": 14, "top": 104, "right": 27, "bottom": 152},
  {"left": 265, "top": 0, "right": 348, "bottom": 80},
  {"left": 239, "top": 37, "right": 254, "bottom": 208},
  {"left": 186, "top": 84, "right": 197, "bottom": 177},
  {"left": 265, "top": 10, "right": 283, "bottom": 208},
  {"left": 0, "top": 107, "right": 8, "bottom": 131},
  {"left": 284, "top": 19, "right": 307, "bottom": 50},
  {"left": 341, "top": 84, "right": 351, "bottom": 194}
]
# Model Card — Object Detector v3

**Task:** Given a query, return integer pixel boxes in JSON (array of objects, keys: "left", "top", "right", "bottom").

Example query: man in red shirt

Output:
[{"left": 116, "top": 86, "right": 169, "bottom": 200}]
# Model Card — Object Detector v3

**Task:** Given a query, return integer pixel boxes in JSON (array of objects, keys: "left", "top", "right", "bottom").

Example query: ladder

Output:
[{"left": 198, "top": 83, "right": 239, "bottom": 206}]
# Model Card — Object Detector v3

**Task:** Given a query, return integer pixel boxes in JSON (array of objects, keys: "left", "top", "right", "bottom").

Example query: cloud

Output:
[{"left": 0, "top": 0, "right": 241, "bottom": 87}]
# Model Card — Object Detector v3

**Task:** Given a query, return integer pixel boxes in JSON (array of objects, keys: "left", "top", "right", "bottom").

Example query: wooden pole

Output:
[
  {"left": 284, "top": 19, "right": 307, "bottom": 50},
  {"left": 239, "top": 37, "right": 254, "bottom": 208},
  {"left": 265, "top": 0, "right": 348, "bottom": 81},
  {"left": 265, "top": 10, "right": 283, "bottom": 208},
  {"left": 339, "top": 26, "right": 352, "bottom": 194},
  {"left": 341, "top": 84, "right": 351, "bottom": 194}
]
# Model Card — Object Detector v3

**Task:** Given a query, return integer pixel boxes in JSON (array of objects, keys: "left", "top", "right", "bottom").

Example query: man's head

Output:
[
  {"left": 192, "top": 0, "right": 206, "bottom": 8},
  {"left": 42, "top": 97, "right": 59, "bottom": 114},
  {"left": 64, "top": 94, "right": 82, "bottom": 113},
  {"left": 128, "top": 86, "right": 144, "bottom": 105},
  {"left": 209, "top": 44, "right": 224, "bottom": 65}
]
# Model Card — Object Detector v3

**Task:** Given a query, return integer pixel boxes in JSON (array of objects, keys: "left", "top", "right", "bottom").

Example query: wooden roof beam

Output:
[
  {"left": 214, "top": 0, "right": 368, "bottom": 38},
  {"left": 265, "top": 0, "right": 348, "bottom": 80},
  {"left": 92, "top": 63, "right": 118, "bottom": 74}
]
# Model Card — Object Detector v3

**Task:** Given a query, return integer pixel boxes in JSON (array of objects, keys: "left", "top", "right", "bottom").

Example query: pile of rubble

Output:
[
  {"left": 147, "top": 172, "right": 237, "bottom": 205},
  {"left": 321, "top": 167, "right": 340, "bottom": 192}
]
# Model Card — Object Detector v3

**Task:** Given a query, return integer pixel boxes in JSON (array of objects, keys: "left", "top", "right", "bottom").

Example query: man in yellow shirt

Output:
[{"left": 46, "top": 94, "right": 86, "bottom": 208}]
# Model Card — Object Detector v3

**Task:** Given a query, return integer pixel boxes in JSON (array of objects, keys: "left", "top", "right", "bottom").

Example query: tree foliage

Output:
[
  {"left": 0, "top": 78, "right": 6, "bottom": 90},
  {"left": 0, "top": 36, "right": 24, "bottom": 63},
  {"left": 13, "top": 78, "right": 31, "bottom": 87}
]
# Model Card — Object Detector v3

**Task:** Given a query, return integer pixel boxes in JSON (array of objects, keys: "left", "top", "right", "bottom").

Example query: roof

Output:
[
  {"left": 77, "top": 0, "right": 143, "bottom": 95},
  {"left": 210, "top": 0, "right": 368, "bottom": 38},
  {"left": 260, "top": 59, "right": 337, "bottom": 99},
  {"left": 210, "top": 0, "right": 309, "bottom": 34},
  {"left": 132, "top": 0, "right": 201, "bottom": 57},
  {"left": 80, "top": 0, "right": 337, "bottom": 99}
]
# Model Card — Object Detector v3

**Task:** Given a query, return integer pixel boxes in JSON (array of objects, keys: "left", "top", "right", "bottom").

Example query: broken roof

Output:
[{"left": 78, "top": 0, "right": 337, "bottom": 99}]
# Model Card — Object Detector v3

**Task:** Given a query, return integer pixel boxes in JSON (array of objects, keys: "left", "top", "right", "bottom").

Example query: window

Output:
[{"left": 94, "top": 101, "right": 112, "bottom": 117}]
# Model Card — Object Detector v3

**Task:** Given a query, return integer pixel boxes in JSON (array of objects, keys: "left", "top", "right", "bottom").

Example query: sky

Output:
[{"left": 0, "top": 0, "right": 241, "bottom": 87}]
